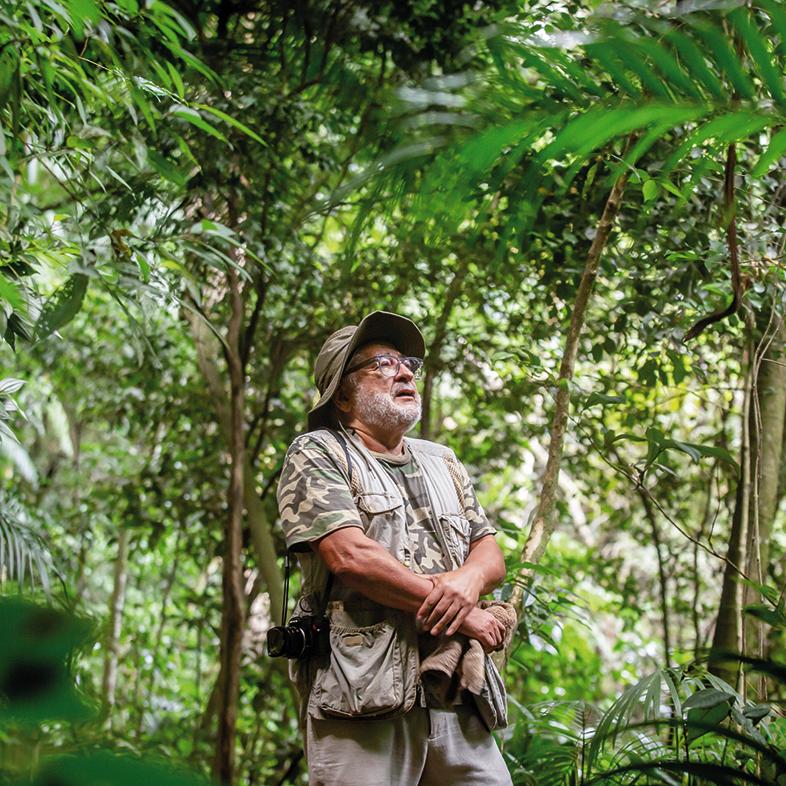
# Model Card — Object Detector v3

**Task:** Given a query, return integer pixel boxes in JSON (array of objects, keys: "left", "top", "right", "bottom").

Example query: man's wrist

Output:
[{"left": 457, "top": 563, "right": 485, "bottom": 596}]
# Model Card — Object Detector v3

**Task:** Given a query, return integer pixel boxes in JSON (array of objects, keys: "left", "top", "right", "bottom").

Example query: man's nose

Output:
[{"left": 395, "top": 361, "right": 414, "bottom": 382}]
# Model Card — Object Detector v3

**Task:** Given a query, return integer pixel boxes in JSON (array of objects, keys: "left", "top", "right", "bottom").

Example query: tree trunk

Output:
[
  {"left": 743, "top": 314, "right": 786, "bottom": 693},
  {"left": 749, "top": 316, "right": 786, "bottom": 587},
  {"left": 213, "top": 268, "right": 247, "bottom": 785},
  {"left": 508, "top": 157, "right": 631, "bottom": 619},
  {"left": 185, "top": 308, "right": 284, "bottom": 622},
  {"left": 640, "top": 489, "right": 672, "bottom": 667},
  {"left": 710, "top": 326, "right": 755, "bottom": 688},
  {"left": 420, "top": 258, "right": 468, "bottom": 440},
  {"left": 101, "top": 527, "right": 130, "bottom": 729}
]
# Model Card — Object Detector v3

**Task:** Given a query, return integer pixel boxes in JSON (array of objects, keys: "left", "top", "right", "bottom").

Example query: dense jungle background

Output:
[{"left": 2, "top": 0, "right": 786, "bottom": 783}]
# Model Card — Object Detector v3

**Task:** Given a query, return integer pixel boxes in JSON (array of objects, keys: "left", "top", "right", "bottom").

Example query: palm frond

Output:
[
  {"left": 0, "top": 494, "right": 57, "bottom": 594},
  {"left": 344, "top": 2, "right": 786, "bottom": 253}
]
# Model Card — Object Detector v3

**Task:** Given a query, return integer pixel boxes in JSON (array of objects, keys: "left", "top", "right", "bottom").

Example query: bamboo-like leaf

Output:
[
  {"left": 0, "top": 496, "right": 56, "bottom": 593},
  {"left": 199, "top": 104, "right": 267, "bottom": 146},
  {"left": 586, "top": 670, "right": 666, "bottom": 775},
  {"left": 758, "top": 0, "right": 786, "bottom": 60},
  {"left": 690, "top": 20, "right": 756, "bottom": 101},
  {"left": 585, "top": 44, "right": 642, "bottom": 98},
  {"left": 508, "top": 44, "right": 585, "bottom": 102},
  {"left": 542, "top": 105, "right": 704, "bottom": 166},
  {"left": 751, "top": 126, "right": 786, "bottom": 177},
  {"left": 603, "top": 37, "right": 672, "bottom": 99},
  {"left": 633, "top": 33, "right": 705, "bottom": 101},
  {"left": 541, "top": 47, "right": 607, "bottom": 98},
  {"left": 172, "top": 107, "right": 228, "bottom": 144},
  {"left": 588, "top": 759, "right": 772, "bottom": 785},
  {"left": 729, "top": 7, "right": 785, "bottom": 105},
  {"left": 661, "top": 111, "right": 772, "bottom": 174},
  {"left": 0, "top": 378, "right": 25, "bottom": 395}
]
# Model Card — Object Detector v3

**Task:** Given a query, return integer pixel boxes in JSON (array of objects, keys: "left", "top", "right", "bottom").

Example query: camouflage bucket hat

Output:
[{"left": 307, "top": 311, "right": 426, "bottom": 432}]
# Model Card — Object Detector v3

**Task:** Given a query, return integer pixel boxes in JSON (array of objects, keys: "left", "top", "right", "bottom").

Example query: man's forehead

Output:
[{"left": 353, "top": 341, "right": 402, "bottom": 360}]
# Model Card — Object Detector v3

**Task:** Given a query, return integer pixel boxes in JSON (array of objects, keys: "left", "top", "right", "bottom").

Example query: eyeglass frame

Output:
[{"left": 343, "top": 353, "right": 424, "bottom": 380}]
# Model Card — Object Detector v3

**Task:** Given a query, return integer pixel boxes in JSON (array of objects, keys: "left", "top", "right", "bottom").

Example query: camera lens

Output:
[
  {"left": 267, "top": 627, "right": 288, "bottom": 658},
  {"left": 266, "top": 623, "right": 308, "bottom": 659}
]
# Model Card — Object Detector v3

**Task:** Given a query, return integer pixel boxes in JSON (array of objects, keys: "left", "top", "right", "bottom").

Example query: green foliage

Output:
[
  {"left": 1, "top": 1, "right": 786, "bottom": 785},
  {"left": 0, "top": 598, "right": 212, "bottom": 785},
  {"left": 0, "top": 494, "right": 55, "bottom": 593}
]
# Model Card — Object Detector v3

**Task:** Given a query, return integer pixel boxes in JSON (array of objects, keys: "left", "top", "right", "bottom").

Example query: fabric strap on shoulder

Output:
[{"left": 331, "top": 429, "right": 361, "bottom": 496}]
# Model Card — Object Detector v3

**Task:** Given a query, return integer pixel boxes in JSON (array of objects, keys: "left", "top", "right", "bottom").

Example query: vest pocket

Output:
[
  {"left": 315, "top": 621, "right": 405, "bottom": 718},
  {"left": 440, "top": 513, "right": 471, "bottom": 565},
  {"left": 355, "top": 493, "right": 405, "bottom": 554}
]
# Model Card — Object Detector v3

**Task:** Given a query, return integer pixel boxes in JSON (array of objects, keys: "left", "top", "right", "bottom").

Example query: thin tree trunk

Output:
[
  {"left": 743, "top": 314, "right": 786, "bottom": 701},
  {"left": 694, "top": 458, "right": 720, "bottom": 660},
  {"left": 640, "top": 489, "right": 672, "bottom": 667},
  {"left": 213, "top": 267, "right": 247, "bottom": 785},
  {"left": 138, "top": 527, "right": 183, "bottom": 733},
  {"left": 101, "top": 527, "right": 130, "bottom": 729},
  {"left": 186, "top": 308, "right": 284, "bottom": 622},
  {"left": 748, "top": 316, "right": 786, "bottom": 587},
  {"left": 710, "top": 325, "right": 755, "bottom": 688},
  {"left": 508, "top": 154, "right": 632, "bottom": 618},
  {"left": 420, "top": 258, "right": 468, "bottom": 440}
]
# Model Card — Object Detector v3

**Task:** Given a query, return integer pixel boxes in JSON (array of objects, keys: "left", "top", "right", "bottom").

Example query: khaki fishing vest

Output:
[{"left": 290, "top": 425, "right": 507, "bottom": 729}]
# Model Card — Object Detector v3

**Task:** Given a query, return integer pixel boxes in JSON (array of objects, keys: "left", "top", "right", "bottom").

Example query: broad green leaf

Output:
[
  {"left": 0, "top": 378, "right": 24, "bottom": 395},
  {"left": 686, "top": 699, "right": 733, "bottom": 742},
  {"left": 585, "top": 392, "right": 625, "bottom": 407},
  {"left": 0, "top": 273, "right": 22, "bottom": 309},
  {"left": 660, "top": 179, "right": 686, "bottom": 199},
  {"left": 743, "top": 603, "right": 786, "bottom": 629},
  {"left": 65, "top": 0, "right": 100, "bottom": 27},
  {"left": 35, "top": 273, "right": 89, "bottom": 340},
  {"left": 0, "top": 598, "right": 92, "bottom": 725},
  {"left": 642, "top": 179, "right": 659, "bottom": 201},
  {"left": 31, "top": 750, "right": 224, "bottom": 786},
  {"left": 148, "top": 150, "right": 188, "bottom": 187}
]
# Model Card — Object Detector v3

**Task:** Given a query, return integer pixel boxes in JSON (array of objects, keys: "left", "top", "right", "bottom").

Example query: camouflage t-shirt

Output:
[
  {"left": 278, "top": 432, "right": 494, "bottom": 579},
  {"left": 367, "top": 446, "right": 494, "bottom": 575}
]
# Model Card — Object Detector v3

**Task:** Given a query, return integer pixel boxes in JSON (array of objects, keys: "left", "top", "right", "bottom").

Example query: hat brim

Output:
[{"left": 307, "top": 311, "right": 426, "bottom": 432}]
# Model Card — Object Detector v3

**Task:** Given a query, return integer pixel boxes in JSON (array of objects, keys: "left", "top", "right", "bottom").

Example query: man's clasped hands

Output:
[{"left": 415, "top": 566, "right": 507, "bottom": 653}]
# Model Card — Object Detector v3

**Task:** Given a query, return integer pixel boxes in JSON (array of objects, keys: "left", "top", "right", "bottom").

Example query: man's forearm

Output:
[
  {"left": 313, "top": 528, "right": 502, "bottom": 644},
  {"left": 461, "top": 535, "right": 507, "bottom": 596},
  {"left": 331, "top": 536, "right": 434, "bottom": 613}
]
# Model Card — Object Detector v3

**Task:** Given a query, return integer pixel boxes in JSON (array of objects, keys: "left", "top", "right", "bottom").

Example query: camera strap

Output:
[
  {"left": 281, "top": 550, "right": 335, "bottom": 622},
  {"left": 280, "top": 429, "right": 355, "bottom": 624}
]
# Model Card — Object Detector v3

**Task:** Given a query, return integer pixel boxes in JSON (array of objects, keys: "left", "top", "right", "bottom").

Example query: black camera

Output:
[{"left": 266, "top": 615, "right": 331, "bottom": 659}]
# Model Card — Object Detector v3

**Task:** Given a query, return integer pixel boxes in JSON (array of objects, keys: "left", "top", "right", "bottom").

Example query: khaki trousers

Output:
[{"left": 305, "top": 705, "right": 513, "bottom": 786}]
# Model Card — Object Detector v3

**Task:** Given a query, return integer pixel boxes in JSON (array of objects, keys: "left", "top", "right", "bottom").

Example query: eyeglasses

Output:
[{"left": 344, "top": 354, "right": 424, "bottom": 380}]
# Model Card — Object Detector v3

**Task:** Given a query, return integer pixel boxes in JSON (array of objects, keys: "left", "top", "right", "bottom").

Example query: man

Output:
[{"left": 277, "top": 311, "right": 512, "bottom": 786}]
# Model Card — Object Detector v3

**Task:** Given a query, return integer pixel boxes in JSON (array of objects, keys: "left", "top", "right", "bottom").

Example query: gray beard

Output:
[{"left": 353, "top": 388, "right": 422, "bottom": 433}]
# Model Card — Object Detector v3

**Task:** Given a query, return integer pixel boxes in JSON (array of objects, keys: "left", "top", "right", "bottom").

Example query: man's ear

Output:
[{"left": 333, "top": 381, "right": 352, "bottom": 414}]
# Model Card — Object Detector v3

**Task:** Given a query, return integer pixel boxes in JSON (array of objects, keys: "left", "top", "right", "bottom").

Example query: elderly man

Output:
[{"left": 276, "top": 311, "right": 512, "bottom": 786}]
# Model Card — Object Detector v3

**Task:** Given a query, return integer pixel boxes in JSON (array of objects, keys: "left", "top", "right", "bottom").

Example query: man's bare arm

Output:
[
  {"left": 313, "top": 527, "right": 505, "bottom": 650},
  {"left": 417, "top": 535, "right": 507, "bottom": 636}
]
